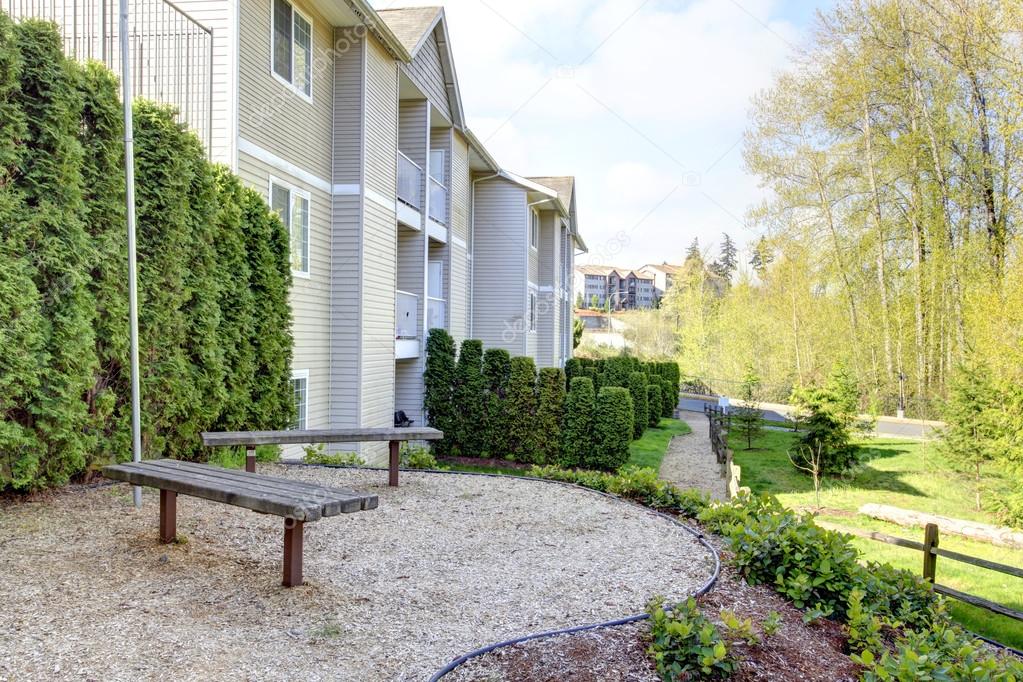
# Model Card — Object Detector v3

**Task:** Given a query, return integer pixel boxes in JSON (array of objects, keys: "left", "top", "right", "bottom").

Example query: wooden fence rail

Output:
[{"left": 818, "top": 520, "right": 1023, "bottom": 622}]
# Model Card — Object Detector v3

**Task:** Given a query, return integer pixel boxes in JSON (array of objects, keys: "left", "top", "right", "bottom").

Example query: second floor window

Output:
[
  {"left": 271, "top": 180, "right": 310, "bottom": 275},
  {"left": 273, "top": 0, "right": 312, "bottom": 98}
]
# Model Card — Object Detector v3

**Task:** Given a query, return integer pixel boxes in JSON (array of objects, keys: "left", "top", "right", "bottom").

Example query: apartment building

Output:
[
  {"left": 14, "top": 0, "right": 586, "bottom": 462},
  {"left": 574, "top": 266, "right": 655, "bottom": 310},
  {"left": 637, "top": 262, "right": 681, "bottom": 302}
]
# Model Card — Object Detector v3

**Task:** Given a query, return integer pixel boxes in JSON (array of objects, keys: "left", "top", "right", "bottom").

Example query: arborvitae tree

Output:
[
  {"left": 452, "top": 339, "right": 485, "bottom": 456},
  {"left": 646, "top": 384, "right": 663, "bottom": 427},
  {"left": 659, "top": 377, "right": 675, "bottom": 417},
  {"left": 562, "top": 377, "right": 595, "bottom": 468},
  {"left": 482, "top": 347, "right": 511, "bottom": 456},
  {"left": 15, "top": 20, "right": 97, "bottom": 485},
  {"left": 732, "top": 364, "right": 764, "bottom": 450},
  {"left": 564, "top": 358, "right": 582, "bottom": 385},
  {"left": 536, "top": 367, "right": 566, "bottom": 464},
  {"left": 589, "top": 387, "right": 633, "bottom": 471},
  {"left": 628, "top": 371, "right": 649, "bottom": 439},
  {"left": 424, "top": 328, "right": 457, "bottom": 455},
  {"left": 603, "top": 356, "right": 632, "bottom": 387},
  {"left": 505, "top": 356, "right": 539, "bottom": 462}
]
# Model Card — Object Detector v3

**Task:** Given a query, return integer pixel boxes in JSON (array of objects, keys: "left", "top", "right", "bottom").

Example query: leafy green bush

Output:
[
  {"left": 589, "top": 386, "right": 634, "bottom": 471},
  {"left": 696, "top": 491, "right": 785, "bottom": 535},
  {"left": 506, "top": 356, "right": 539, "bottom": 462},
  {"left": 561, "top": 377, "right": 595, "bottom": 468},
  {"left": 424, "top": 328, "right": 457, "bottom": 456},
  {"left": 400, "top": 445, "right": 440, "bottom": 469},
  {"left": 628, "top": 371, "right": 649, "bottom": 439},
  {"left": 452, "top": 339, "right": 485, "bottom": 456},
  {"left": 536, "top": 367, "right": 566, "bottom": 465},
  {"left": 302, "top": 446, "right": 365, "bottom": 466},
  {"left": 208, "top": 445, "right": 281, "bottom": 470},
  {"left": 648, "top": 597, "right": 736, "bottom": 681},
  {"left": 646, "top": 384, "right": 663, "bottom": 427}
]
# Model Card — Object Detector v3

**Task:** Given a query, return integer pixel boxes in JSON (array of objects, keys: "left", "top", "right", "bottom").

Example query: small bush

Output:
[
  {"left": 646, "top": 384, "right": 663, "bottom": 427},
  {"left": 208, "top": 445, "right": 280, "bottom": 469},
  {"left": 536, "top": 367, "right": 566, "bottom": 465},
  {"left": 400, "top": 445, "right": 439, "bottom": 469},
  {"left": 696, "top": 491, "right": 785, "bottom": 535},
  {"left": 589, "top": 386, "right": 633, "bottom": 471},
  {"left": 561, "top": 377, "right": 595, "bottom": 468},
  {"left": 648, "top": 597, "right": 736, "bottom": 681},
  {"left": 302, "top": 445, "right": 365, "bottom": 466}
]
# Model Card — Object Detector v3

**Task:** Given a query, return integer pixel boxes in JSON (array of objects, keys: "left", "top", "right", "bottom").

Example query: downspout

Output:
[{"left": 469, "top": 172, "right": 500, "bottom": 338}]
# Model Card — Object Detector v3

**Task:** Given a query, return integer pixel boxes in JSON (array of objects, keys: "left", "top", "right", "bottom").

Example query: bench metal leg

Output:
[
  {"left": 159, "top": 490, "right": 176, "bottom": 543},
  {"left": 389, "top": 440, "right": 400, "bottom": 487},
  {"left": 283, "top": 519, "right": 304, "bottom": 587},
  {"left": 245, "top": 446, "right": 256, "bottom": 473}
]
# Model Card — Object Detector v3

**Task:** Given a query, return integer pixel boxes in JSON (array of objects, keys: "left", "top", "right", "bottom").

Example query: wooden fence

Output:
[
  {"left": 705, "top": 405, "right": 742, "bottom": 497},
  {"left": 819, "top": 520, "right": 1023, "bottom": 622}
]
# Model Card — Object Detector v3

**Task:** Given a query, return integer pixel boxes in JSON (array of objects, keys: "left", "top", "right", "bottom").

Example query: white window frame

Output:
[
  {"left": 270, "top": 0, "right": 313, "bottom": 102},
  {"left": 269, "top": 176, "right": 311, "bottom": 278},
  {"left": 290, "top": 369, "right": 309, "bottom": 430},
  {"left": 527, "top": 285, "right": 538, "bottom": 333},
  {"left": 529, "top": 209, "right": 539, "bottom": 251}
]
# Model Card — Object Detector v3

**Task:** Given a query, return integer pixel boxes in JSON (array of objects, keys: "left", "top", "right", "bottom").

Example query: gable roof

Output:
[{"left": 528, "top": 176, "right": 574, "bottom": 207}]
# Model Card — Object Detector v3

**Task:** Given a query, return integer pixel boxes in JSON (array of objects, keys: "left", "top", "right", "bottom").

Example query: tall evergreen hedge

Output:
[
  {"left": 536, "top": 367, "right": 566, "bottom": 465},
  {"left": 452, "top": 339, "right": 485, "bottom": 456},
  {"left": 1, "top": 17, "right": 294, "bottom": 490},
  {"left": 562, "top": 377, "right": 595, "bottom": 468},
  {"left": 505, "top": 356, "right": 539, "bottom": 462},
  {"left": 646, "top": 384, "right": 663, "bottom": 427},
  {"left": 589, "top": 387, "right": 633, "bottom": 471},
  {"left": 424, "top": 328, "right": 457, "bottom": 456},
  {"left": 628, "top": 371, "right": 649, "bottom": 439},
  {"left": 482, "top": 347, "right": 511, "bottom": 457}
]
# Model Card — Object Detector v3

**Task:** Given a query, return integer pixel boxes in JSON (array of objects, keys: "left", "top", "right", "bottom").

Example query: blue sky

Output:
[{"left": 373, "top": 0, "right": 835, "bottom": 269}]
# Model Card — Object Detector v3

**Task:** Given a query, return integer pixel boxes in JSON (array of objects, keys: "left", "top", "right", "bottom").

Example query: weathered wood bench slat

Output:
[
  {"left": 144, "top": 459, "right": 375, "bottom": 514},
  {"left": 200, "top": 427, "right": 443, "bottom": 447},
  {"left": 104, "top": 463, "right": 325, "bottom": 521}
]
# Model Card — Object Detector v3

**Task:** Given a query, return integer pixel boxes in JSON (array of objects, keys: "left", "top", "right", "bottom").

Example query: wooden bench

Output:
[
  {"left": 102, "top": 458, "right": 377, "bottom": 587},
  {"left": 200, "top": 428, "right": 444, "bottom": 486}
]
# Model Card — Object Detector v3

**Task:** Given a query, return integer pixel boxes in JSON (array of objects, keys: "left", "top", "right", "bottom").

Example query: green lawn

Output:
[
  {"left": 627, "top": 418, "right": 692, "bottom": 470},
  {"left": 731, "top": 429, "right": 1023, "bottom": 648}
]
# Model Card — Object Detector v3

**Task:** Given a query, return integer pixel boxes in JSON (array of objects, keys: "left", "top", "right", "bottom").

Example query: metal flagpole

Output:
[{"left": 119, "top": 0, "right": 143, "bottom": 508}]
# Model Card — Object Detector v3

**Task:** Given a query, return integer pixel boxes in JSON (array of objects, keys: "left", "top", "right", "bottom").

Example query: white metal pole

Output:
[{"left": 120, "top": 0, "right": 143, "bottom": 508}]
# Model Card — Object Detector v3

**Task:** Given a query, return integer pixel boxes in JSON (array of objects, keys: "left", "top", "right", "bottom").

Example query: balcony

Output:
[
  {"left": 397, "top": 152, "right": 422, "bottom": 209},
  {"left": 396, "top": 290, "right": 419, "bottom": 359},
  {"left": 427, "top": 297, "right": 446, "bottom": 331},
  {"left": 428, "top": 177, "right": 448, "bottom": 226}
]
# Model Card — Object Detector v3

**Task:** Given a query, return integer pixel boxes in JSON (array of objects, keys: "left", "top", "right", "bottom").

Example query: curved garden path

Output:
[{"left": 658, "top": 412, "right": 727, "bottom": 501}]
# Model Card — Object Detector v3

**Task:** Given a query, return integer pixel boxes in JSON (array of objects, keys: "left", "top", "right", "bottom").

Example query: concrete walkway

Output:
[{"left": 659, "top": 413, "right": 726, "bottom": 500}]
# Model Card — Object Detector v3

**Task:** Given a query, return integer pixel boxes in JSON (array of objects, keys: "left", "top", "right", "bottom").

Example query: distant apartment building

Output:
[
  {"left": 637, "top": 262, "right": 681, "bottom": 301},
  {"left": 574, "top": 265, "right": 655, "bottom": 310},
  {"left": 14, "top": 0, "right": 586, "bottom": 463}
]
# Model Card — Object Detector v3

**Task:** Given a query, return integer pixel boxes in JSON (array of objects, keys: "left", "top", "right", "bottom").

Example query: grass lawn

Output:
[
  {"left": 731, "top": 429, "right": 1023, "bottom": 648},
  {"left": 627, "top": 418, "right": 692, "bottom": 470}
]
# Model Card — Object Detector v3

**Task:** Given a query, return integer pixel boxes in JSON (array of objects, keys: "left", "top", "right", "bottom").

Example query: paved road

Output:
[{"left": 678, "top": 397, "right": 939, "bottom": 440}]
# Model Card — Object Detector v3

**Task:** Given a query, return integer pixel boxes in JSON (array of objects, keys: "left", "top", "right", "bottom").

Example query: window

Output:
[
  {"left": 270, "top": 180, "right": 310, "bottom": 275},
  {"left": 273, "top": 0, "right": 312, "bottom": 98},
  {"left": 429, "top": 149, "right": 446, "bottom": 184},
  {"left": 529, "top": 291, "right": 537, "bottom": 331},
  {"left": 530, "top": 210, "right": 539, "bottom": 250},
  {"left": 290, "top": 372, "right": 308, "bottom": 430}
]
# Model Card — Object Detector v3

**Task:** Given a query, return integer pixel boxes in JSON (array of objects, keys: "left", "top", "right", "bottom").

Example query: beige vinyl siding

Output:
[
  {"left": 399, "top": 99, "right": 428, "bottom": 210},
  {"left": 237, "top": 150, "right": 331, "bottom": 440},
  {"left": 536, "top": 211, "right": 557, "bottom": 367},
  {"left": 394, "top": 360, "right": 423, "bottom": 425},
  {"left": 528, "top": 216, "right": 539, "bottom": 284},
  {"left": 364, "top": 37, "right": 398, "bottom": 198},
  {"left": 405, "top": 31, "right": 450, "bottom": 122},
  {"left": 238, "top": 0, "right": 333, "bottom": 180},
  {"left": 472, "top": 178, "right": 526, "bottom": 355},
  {"left": 448, "top": 132, "right": 470, "bottom": 344},
  {"left": 332, "top": 30, "right": 364, "bottom": 186},
  {"left": 171, "top": 0, "right": 235, "bottom": 165}
]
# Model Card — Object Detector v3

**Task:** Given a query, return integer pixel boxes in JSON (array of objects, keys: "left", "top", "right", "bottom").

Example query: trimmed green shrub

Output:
[
  {"left": 561, "top": 377, "right": 595, "bottom": 468},
  {"left": 536, "top": 367, "right": 566, "bottom": 465},
  {"left": 452, "top": 339, "right": 485, "bottom": 456},
  {"left": 648, "top": 596, "right": 735, "bottom": 680},
  {"left": 400, "top": 445, "right": 439, "bottom": 469},
  {"left": 659, "top": 377, "right": 675, "bottom": 417},
  {"left": 589, "top": 386, "right": 633, "bottom": 471},
  {"left": 646, "top": 384, "right": 663, "bottom": 427},
  {"left": 505, "top": 356, "right": 539, "bottom": 462},
  {"left": 564, "top": 357, "right": 582, "bottom": 385},
  {"left": 482, "top": 348, "right": 511, "bottom": 457},
  {"left": 528, "top": 464, "right": 709, "bottom": 516},
  {"left": 424, "top": 328, "right": 457, "bottom": 456},
  {"left": 628, "top": 371, "right": 649, "bottom": 439},
  {"left": 603, "top": 356, "right": 632, "bottom": 387}
]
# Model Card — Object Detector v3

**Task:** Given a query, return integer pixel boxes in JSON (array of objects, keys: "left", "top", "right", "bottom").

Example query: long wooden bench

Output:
[
  {"left": 103, "top": 458, "right": 378, "bottom": 587},
  {"left": 200, "top": 428, "right": 444, "bottom": 486}
]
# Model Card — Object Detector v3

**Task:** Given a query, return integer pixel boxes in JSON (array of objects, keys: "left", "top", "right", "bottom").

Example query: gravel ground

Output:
[
  {"left": 659, "top": 414, "right": 727, "bottom": 500},
  {"left": 0, "top": 467, "right": 715, "bottom": 681}
]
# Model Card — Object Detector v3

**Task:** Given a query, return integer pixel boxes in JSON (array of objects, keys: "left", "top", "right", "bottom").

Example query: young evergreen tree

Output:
[
  {"left": 482, "top": 347, "right": 511, "bottom": 456},
  {"left": 627, "top": 371, "right": 649, "bottom": 439},
  {"left": 684, "top": 238, "right": 702, "bottom": 264},
  {"left": 424, "top": 328, "right": 457, "bottom": 455},
  {"left": 749, "top": 236, "right": 773, "bottom": 276},
  {"left": 536, "top": 367, "right": 566, "bottom": 465},
  {"left": 562, "top": 377, "right": 595, "bottom": 468},
  {"left": 712, "top": 232, "right": 738, "bottom": 282},
  {"left": 940, "top": 356, "right": 1002, "bottom": 511},
  {"left": 589, "top": 387, "right": 633, "bottom": 471},
  {"left": 452, "top": 339, "right": 485, "bottom": 456},
  {"left": 505, "top": 356, "right": 539, "bottom": 462},
  {"left": 646, "top": 384, "right": 663, "bottom": 427},
  {"left": 732, "top": 364, "right": 764, "bottom": 450}
]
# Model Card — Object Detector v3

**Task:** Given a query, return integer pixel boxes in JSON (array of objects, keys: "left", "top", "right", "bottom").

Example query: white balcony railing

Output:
[
  {"left": 397, "top": 152, "right": 422, "bottom": 210},
  {"left": 428, "top": 177, "right": 448, "bottom": 225},
  {"left": 427, "top": 297, "right": 446, "bottom": 331},
  {"left": 396, "top": 290, "right": 418, "bottom": 338}
]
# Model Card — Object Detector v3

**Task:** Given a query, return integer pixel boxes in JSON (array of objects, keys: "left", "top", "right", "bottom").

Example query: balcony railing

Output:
[
  {"left": 397, "top": 152, "right": 422, "bottom": 210},
  {"left": 428, "top": 177, "right": 447, "bottom": 225},
  {"left": 426, "top": 296, "right": 445, "bottom": 331},
  {"left": 396, "top": 290, "right": 418, "bottom": 339},
  {"left": 3, "top": 0, "right": 214, "bottom": 154}
]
